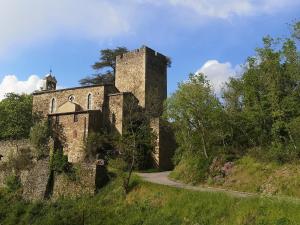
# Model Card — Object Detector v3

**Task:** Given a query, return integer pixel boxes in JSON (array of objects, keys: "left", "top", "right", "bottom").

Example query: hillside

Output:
[{"left": 1, "top": 175, "right": 300, "bottom": 225}]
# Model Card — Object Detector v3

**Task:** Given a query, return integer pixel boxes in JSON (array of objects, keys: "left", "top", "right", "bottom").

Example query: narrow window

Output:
[
  {"left": 74, "top": 114, "right": 78, "bottom": 122},
  {"left": 87, "top": 94, "right": 92, "bottom": 110},
  {"left": 51, "top": 98, "right": 56, "bottom": 113}
]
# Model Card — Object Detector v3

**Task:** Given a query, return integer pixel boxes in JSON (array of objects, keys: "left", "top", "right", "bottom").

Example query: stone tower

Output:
[
  {"left": 115, "top": 46, "right": 168, "bottom": 117},
  {"left": 115, "top": 46, "right": 174, "bottom": 169}
]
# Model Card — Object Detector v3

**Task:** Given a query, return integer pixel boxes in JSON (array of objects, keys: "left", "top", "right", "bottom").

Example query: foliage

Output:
[
  {"left": 84, "top": 131, "right": 113, "bottom": 161},
  {"left": 111, "top": 95, "right": 156, "bottom": 192},
  {"left": 165, "top": 73, "right": 225, "bottom": 165},
  {"left": 170, "top": 153, "right": 212, "bottom": 184},
  {"left": 4, "top": 174, "right": 21, "bottom": 192},
  {"left": 50, "top": 150, "right": 70, "bottom": 173},
  {"left": 223, "top": 34, "right": 300, "bottom": 162},
  {"left": 30, "top": 120, "right": 50, "bottom": 159},
  {"left": 79, "top": 47, "right": 128, "bottom": 86},
  {"left": 0, "top": 93, "right": 34, "bottom": 140},
  {"left": 1, "top": 176, "right": 300, "bottom": 225}
]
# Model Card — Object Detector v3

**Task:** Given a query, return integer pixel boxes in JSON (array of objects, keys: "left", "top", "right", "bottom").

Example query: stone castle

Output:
[{"left": 32, "top": 46, "right": 174, "bottom": 170}]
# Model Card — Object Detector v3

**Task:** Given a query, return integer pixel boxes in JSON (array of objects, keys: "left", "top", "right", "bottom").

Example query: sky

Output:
[{"left": 0, "top": 0, "right": 299, "bottom": 100}]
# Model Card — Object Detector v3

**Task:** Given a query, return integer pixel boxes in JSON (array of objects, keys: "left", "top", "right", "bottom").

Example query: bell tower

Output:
[{"left": 42, "top": 70, "right": 57, "bottom": 91}]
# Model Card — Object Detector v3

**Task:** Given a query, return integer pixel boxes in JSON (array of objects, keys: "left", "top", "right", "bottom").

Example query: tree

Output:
[
  {"left": 0, "top": 93, "right": 34, "bottom": 141},
  {"left": 165, "top": 73, "right": 225, "bottom": 160},
  {"left": 79, "top": 47, "right": 129, "bottom": 86},
  {"left": 113, "top": 94, "right": 156, "bottom": 193}
]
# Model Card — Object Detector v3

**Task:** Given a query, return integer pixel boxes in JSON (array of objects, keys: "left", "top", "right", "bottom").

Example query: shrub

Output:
[
  {"left": 30, "top": 121, "right": 50, "bottom": 159},
  {"left": 50, "top": 150, "right": 70, "bottom": 173},
  {"left": 5, "top": 174, "right": 21, "bottom": 192}
]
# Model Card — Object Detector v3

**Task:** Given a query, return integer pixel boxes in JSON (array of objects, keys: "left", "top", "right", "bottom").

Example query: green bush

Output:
[
  {"left": 30, "top": 120, "right": 50, "bottom": 159},
  {"left": 50, "top": 150, "right": 70, "bottom": 173},
  {"left": 5, "top": 174, "right": 21, "bottom": 192},
  {"left": 170, "top": 153, "right": 212, "bottom": 184}
]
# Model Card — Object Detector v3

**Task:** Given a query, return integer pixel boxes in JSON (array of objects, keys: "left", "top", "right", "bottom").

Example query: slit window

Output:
[{"left": 87, "top": 94, "right": 92, "bottom": 110}]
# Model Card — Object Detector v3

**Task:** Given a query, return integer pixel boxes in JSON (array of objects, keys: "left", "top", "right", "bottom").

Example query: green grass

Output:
[
  {"left": 208, "top": 156, "right": 300, "bottom": 198},
  {"left": 1, "top": 174, "right": 300, "bottom": 225},
  {"left": 171, "top": 155, "right": 300, "bottom": 198}
]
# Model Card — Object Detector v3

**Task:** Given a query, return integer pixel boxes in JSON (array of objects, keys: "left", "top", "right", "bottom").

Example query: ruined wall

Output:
[
  {"left": 150, "top": 118, "right": 175, "bottom": 170},
  {"left": 0, "top": 139, "right": 31, "bottom": 162},
  {"left": 33, "top": 85, "right": 108, "bottom": 117},
  {"left": 52, "top": 163, "right": 96, "bottom": 199},
  {"left": 22, "top": 158, "right": 51, "bottom": 201}
]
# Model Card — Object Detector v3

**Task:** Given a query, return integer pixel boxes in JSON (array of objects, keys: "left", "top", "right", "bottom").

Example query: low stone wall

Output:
[
  {"left": 52, "top": 163, "right": 96, "bottom": 199},
  {"left": 0, "top": 139, "right": 31, "bottom": 162}
]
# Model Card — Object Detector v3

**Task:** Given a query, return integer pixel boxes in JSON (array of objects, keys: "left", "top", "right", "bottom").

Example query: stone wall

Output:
[
  {"left": 49, "top": 112, "right": 90, "bottom": 163},
  {"left": 145, "top": 48, "right": 168, "bottom": 116},
  {"left": 22, "top": 158, "right": 51, "bottom": 201},
  {"left": 0, "top": 139, "right": 31, "bottom": 162},
  {"left": 33, "top": 85, "right": 109, "bottom": 117},
  {"left": 52, "top": 163, "right": 97, "bottom": 199},
  {"left": 115, "top": 47, "right": 146, "bottom": 107}
]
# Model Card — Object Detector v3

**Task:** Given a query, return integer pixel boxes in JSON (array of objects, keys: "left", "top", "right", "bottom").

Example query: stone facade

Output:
[
  {"left": 32, "top": 46, "right": 174, "bottom": 169},
  {"left": 0, "top": 139, "right": 31, "bottom": 162}
]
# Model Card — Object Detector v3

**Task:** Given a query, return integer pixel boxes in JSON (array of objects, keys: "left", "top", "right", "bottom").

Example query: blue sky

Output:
[{"left": 0, "top": 0, "right": 299, "bottom": 99}]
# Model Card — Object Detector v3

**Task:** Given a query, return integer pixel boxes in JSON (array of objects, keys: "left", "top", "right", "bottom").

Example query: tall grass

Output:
[{"left": 1, "top": 174, "right": 300, "bottom": 225}]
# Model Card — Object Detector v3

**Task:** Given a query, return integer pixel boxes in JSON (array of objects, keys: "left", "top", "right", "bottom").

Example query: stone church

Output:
[{"left": 32, "top": 46, "right": 174, "bottom": 170}]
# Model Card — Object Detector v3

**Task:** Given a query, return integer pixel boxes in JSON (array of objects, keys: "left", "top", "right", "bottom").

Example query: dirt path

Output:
[{"left": 137, "top": 171, "right": 300, "bottom": 202}]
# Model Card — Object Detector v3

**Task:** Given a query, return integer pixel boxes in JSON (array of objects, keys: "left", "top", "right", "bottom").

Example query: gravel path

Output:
[
  {"left": 137, "top": 171, "right": 300, "bottom": 202},
  {"left": 137, "top": 171, "right": 254, "bottom": 198}
]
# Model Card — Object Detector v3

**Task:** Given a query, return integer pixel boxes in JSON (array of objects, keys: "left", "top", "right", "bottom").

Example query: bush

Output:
[
  {"left": 50, "top": 150, "right": 70, "bottom": 173},
  {"left": 170, "top": 153, "right": 212, "bottom": 184},
  {"left": 5, "top": 174, "right": 21, "bottom": 192},
  {"left": 30, "top": 121, "right": 50, "bottom": 159}
]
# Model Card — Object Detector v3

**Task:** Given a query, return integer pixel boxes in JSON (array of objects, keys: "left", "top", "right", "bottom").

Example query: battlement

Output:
[{"left": 116, "top": 46, "right": 167, "bottom": 63}]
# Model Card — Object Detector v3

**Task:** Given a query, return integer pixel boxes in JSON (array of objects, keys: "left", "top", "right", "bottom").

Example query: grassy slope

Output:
[
  {"left": 1, "top": 175, "right": 300, "bottom": 225},
  {"left": 171, "top": 156, "right": 300, "bottom": 198},
  {"left": 211, "top": 156, "right": 300, "bottom": 197}
]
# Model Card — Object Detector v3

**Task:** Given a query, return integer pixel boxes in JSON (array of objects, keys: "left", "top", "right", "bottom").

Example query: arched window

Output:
[
  {"left": 50, "top": 98, "right": 56, "bottom": 113},
  {"left": 87, "top": 94, "right": 92, "bottom": 110}
]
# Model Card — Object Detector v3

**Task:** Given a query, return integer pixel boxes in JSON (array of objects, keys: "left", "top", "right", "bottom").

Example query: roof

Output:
[{"left": 33, "top": 84, "right": 113, "bottom": 95}]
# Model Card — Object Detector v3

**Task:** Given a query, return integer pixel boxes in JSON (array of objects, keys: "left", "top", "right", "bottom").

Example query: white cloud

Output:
[
  {"left": 0, "top": 0, "right": 134, "bottom": 57},
  {"left": 0, "top": 75, "right": 43, "bottom": 100},
  {"left": 196, "top": 60, "right": 241, "bottom": 94}
]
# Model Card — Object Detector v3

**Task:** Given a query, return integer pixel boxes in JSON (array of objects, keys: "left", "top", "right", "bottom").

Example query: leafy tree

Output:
[
  {"left": 0, "top": 93, "right": 34, "bottom": 141},
  {"left": 165, "top": 73, "right": 225, "bottom": 162},
  {"left": 113, "top": 94, "right": 156, "bottom": 193},
  {"left": 79, "top": 47, "right": 129, "bottom": 86},
  {"left": 223, "top": 32, "right": 300, "bottom": 162}
]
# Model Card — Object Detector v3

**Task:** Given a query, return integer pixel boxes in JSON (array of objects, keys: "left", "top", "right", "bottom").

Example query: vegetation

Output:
[
  {"left": 0, "top": 93, "right": 34, "bottom": 141},
  {"left": 79, "top": 47, "right": 129, "bottom": 86},
  {"left": 1, "top": 175, "right": 300, "bottom": 225},
  {"left": 167, "top": 21, "right": 300, "bottom": 185},
  {"left": 30, "top": 120, "right": 50, "bottom": 159}
]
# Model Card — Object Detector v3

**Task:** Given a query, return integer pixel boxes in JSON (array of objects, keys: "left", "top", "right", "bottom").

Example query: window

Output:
[
  {"left": 74, "top": 114, "right": 78, "bottom": 122},
  {"left": 68, "top": 95, "right": 75, "bottom": 102},
  {"left": 50, "top": 98, "right": 56, "bottom": 113},
  {"left": 87, "top": 94, "right": 92, "bottom": 110}
]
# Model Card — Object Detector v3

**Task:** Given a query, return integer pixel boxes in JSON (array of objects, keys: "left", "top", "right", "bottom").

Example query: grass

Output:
[
  {"left": 171, "top": 155, "right": 300, "bottom": 199},
  {"left": 208, "top": 156, "right": 300, "bottom": 198},
  {"left": 1, "top": 173, "right": 300, "bottom": 225}
]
